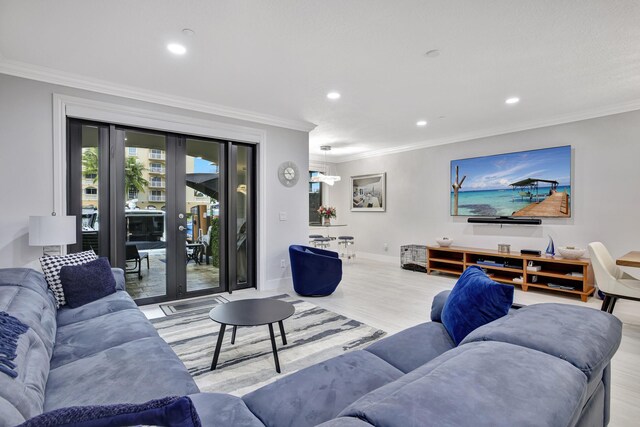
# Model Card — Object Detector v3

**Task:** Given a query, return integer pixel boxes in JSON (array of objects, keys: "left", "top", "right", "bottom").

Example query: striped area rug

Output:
[
  {"left": 151, "top": 294, "right": 386, "bottom": 396},
  {"left": 159, "top": 295, "right": 229, "bottom": 315}
]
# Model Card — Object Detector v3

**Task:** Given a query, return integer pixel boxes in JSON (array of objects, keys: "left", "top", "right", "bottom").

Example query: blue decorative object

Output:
[
  {"left": 441, "top": 266, "right": 514, "bottom": 345},
  {"left": 289, "top": 245, "right": 342, "bottom": 296},
  {"left": 0, "top": 311, "right": 29, "bottom": 378},
  {"left": 546, "top": 235, "right": 556, "bottom": 256},
  {"left": 59, "top": 257, "right": 116, "bottom": 308},
  {"left": 18, "top": 396, "right": 201, "bottom": 427}
]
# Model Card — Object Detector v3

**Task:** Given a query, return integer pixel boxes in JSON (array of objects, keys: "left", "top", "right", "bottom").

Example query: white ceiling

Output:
[{"left": 1, "top": 1, "right": 640, "bottom": 162}]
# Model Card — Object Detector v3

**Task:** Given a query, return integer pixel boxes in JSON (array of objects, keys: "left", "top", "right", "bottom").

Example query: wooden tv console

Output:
[{"left": 426, "top": 245, "right": 595, "bottom": 302}]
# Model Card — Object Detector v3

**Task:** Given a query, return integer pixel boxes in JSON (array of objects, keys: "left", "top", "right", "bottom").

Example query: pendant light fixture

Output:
[{"left": 311, "top": 146, "right": 341, "bottom": 186}]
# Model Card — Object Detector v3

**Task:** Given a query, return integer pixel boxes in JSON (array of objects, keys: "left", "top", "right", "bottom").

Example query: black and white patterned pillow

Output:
[{"left": 40, "top": 250, "right": 98, "bottom": 308}]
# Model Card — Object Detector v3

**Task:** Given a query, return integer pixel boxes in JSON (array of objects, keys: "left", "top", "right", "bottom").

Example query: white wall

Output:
[
  {"left": 330, "top": 109, "right": 640, "bottom": 261},
  {"left": 0, "top": 74, "right": 309, "bottom": 290}
]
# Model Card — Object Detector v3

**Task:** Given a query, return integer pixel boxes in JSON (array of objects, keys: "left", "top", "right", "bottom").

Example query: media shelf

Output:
[{"left": 426, "top": 245, "right": 594, "bottom": 302}]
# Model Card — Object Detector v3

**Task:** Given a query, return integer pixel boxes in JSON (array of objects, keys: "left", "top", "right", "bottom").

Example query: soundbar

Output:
[
  {"left": 467, "top": 217, "right": 542, "bottom": 225},
  {"left": 521, "top": 249, "right": 542, "bottom": 256}
]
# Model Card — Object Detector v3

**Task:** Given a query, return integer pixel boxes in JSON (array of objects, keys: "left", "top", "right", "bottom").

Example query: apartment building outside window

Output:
[
  {"left": 128, "top": 186, "right": 138, "bottom": 200},
  {"left": 150, "top": 176, "right": 164, "bottom": 188},
  {"left": 150, "top": 190, "right": 165, "bottom": 202},
  {"left": 150, "top": 162, "right": 165, "bottom": 173},
  {"left": 150, "top": 149, "right": 165, "bottom": 160},
  {"left": 85, "top": 187, "right": 98, "bottom": 200},
  {"left": 309, "top": 171, "right": 323, "bottom": 224}
]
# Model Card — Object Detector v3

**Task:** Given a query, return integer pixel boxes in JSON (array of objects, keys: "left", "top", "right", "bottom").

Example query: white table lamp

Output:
[{"left": 29, "top": 215, "right": 77, "bottom": 255}]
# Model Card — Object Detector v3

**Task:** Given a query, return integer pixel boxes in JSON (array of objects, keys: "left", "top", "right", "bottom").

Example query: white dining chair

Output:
[{"left": 588, "top": 242, "right": 640, "bottom": 313}]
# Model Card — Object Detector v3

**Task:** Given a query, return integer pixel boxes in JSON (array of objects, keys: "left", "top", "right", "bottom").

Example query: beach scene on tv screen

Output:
[{"left": 450, "top": 146, "right": 571, "bottom": 217}]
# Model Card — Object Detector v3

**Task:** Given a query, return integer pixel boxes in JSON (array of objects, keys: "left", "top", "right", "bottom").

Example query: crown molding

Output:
[
  {"left": 0, "top": 58, "right": 317, "bottom": 133},
  {"left": 327, "top": 99, "right": 640, "bottom": 163}
]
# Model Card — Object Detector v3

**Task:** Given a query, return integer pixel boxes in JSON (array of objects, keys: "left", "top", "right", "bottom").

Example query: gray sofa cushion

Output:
[
  {"left": 0, "top": 269, "right": 57, "bottom": 358},
  {"left": 112, "top": 268, "right": 126, "bottom": 291},
  {"left": 242, "top": 350, "right": 403, "bottom": 427},
  {"left": 364, "top": 322, "right": 454, "bottom": 373},
  {"left": 188, "top": 393, "right": 264, "bottom": 427},
  {"left": 461, "top": 303, "right": 622, "bottom": 381},
  {"left": 50, "top": 309, "right": 160, "bottom": 369},
  {"left": 56, "top": 290, "right": 138, "bottom": 327},
  {"left": 44, "top": 337, "right": 199, "bottom": 411},
  {"left": 0, "top": 328, "right": 51, "bottom": 422},
  {"left": 429, "top": 290, "right": 451, "bottom": 322},
  {"left": 339, "top": 341, "right": 588, "bottom": 427},
  {"left": 316, "top": 418, "right": 373, "bottom": 426},
  {"left": 0, "top": 269, "right": 57, "bottom": 424},
  {"left": 0, "top": 397, "right": 25, "bottom": 426}
]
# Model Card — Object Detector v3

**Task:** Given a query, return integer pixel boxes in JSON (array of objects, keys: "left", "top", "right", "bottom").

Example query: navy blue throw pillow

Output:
[
  {"left": 441, "top": 266, "right": 514, "bottom": 345},
  {"left": 59, "top": 257, "right": 116, "bottom": 309},
  {"left": 19, "top": 395, "right": 201, "bottom": 427}
]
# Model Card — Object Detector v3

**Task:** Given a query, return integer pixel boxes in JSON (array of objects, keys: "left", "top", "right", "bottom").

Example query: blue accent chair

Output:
[{"left": 289, "top": 245, "right": 343, "bottom": 296}]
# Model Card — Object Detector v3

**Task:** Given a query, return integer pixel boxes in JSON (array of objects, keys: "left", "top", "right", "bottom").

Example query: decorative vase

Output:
[
  {"left": 322, "top": 217, "right": 331, "bottom": 226},
  {"left": 545, "top": 235, "right": 555, "bottom": 256}
]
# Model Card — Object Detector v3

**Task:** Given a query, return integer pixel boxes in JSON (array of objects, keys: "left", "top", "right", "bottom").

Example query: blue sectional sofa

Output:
[
  {"left": 0, "top": 268, "right": 622, "bottom": 427},
  {"left": 0, "top": 268, "right": 198, "bottom": 426}
]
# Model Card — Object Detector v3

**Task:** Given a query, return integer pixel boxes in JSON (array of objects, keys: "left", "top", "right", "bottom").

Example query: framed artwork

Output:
[{"left": 351, "top": 173, "right": 386, "bottom": 212}]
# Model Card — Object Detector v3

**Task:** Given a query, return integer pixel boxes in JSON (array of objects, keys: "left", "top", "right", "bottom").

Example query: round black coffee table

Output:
[{"left": 209, "top": 299, "right": 295, "bottom": 373}]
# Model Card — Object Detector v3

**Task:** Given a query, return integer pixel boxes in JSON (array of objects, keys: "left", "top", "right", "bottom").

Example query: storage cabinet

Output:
[{"left": 426, "top": 246, "right": 594, "bottom": 302}]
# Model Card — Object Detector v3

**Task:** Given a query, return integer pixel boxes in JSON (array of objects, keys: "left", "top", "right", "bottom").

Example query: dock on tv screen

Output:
[{"left": 450, "top": 145, "right": 572, "bottom": 218}]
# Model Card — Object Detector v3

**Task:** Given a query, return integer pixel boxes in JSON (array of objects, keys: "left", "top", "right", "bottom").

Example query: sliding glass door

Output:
[
  {"left": 230, "top": 144, "right": 256, "bottom": 291},
  {"left": 116, "top": 128, "right": 170, "bottom": 302},
  {"left": 177, "top": 137, "right": 226, "bottom": 297},
  {"left": 67, "top": 119, "right": 256, "bottom": 304}
]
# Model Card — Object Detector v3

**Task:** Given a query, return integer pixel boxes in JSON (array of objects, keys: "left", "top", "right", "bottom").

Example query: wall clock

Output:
[{"left": 278, "top": 161, "right": 300, "bottom": 187}]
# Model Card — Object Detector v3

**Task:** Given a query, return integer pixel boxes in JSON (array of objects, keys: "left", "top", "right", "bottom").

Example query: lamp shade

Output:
[{"left": 29, "top": 215, "right": 77, "bottom": 246}]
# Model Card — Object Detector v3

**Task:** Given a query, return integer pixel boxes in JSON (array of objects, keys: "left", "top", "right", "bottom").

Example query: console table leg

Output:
[
  {"left": 210, "top": 323, "right": 226, "bottom": 371},
  {"left": 231, "top": 326, "right": 237, "bottom": 344},
  {"left": 268, "top": 323, "right": 281, "bottom": 373},
  {"left": 278, "top": 320, "right": 287, "bottom": 345}
]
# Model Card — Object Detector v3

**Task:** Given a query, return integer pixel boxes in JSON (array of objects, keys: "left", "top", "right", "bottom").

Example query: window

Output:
[
  {"left": 84, "top": 173, "right": 97, "bottom": 180},
  {"left": 150, "top": 149, "right": 164, "bottom": 160},
  {"left": 194, "top": 190, "right": 205, "bottom": 197},
  {"left": 128, "top": 186, "right": 138, "bottom": 200},
  {"left": 85, "top": 187, "right": 97, "bottom": 195},
  {"left": 150, "top": 176, "right": 163, "bottom": 187},
  {"left": 309, "top": 171, "right": 323, "bottom": 224},
  {"left": 150, "top": 190, "right": 165, "bottom": 202},
  {"left": 150, "top": 162, "right": 164, "bottom": 173},
  {"left": 127, "top": 147, "right": 137, "bottom": 156}
]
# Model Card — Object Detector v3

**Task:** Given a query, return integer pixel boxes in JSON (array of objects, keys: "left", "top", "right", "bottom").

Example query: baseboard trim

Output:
[{"left": 261, "top": 276, "right": 293, "bottom": 292}]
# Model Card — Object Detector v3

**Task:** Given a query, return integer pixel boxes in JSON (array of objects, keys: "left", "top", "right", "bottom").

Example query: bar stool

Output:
[
  {"left": 313, "top": 237, "right": 331, "bottom": 249},
  {"left": 309, "top": 234, "right": 324, "bottom": 246},
  {"left": 337, "top": 236, "right": 355, "bottom": 260}
]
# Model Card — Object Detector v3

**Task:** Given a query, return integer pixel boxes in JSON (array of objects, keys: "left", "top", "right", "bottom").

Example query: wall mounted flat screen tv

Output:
[{"left": 450, "top": 145, "right": 571, "bottom": 218}]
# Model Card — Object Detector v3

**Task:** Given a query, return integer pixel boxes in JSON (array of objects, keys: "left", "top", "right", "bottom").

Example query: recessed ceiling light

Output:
[
  {"left": 505, "top": 97, "right": 520, "bottom": 105},
  {"left": 167, "top": 43, "right": 186, "bottom": 55},
  {"left": 425, "top": 49, "right": 440, "bottom": 58},
  {"left": 416, "top": 120, "right": 428, "bottom": 127},
  {"left": 327, "top": 92, "right": 341, "bottom": 100}
]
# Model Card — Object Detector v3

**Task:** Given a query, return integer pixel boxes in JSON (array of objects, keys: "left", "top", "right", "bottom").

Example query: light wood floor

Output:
[{"left": 141, "top": 257, "right": 640, "bottom": 427}]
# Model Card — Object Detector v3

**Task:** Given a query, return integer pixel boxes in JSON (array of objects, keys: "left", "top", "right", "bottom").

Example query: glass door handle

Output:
[{"left": 178, "top": 225, "right": 186, "bottom": 232}]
